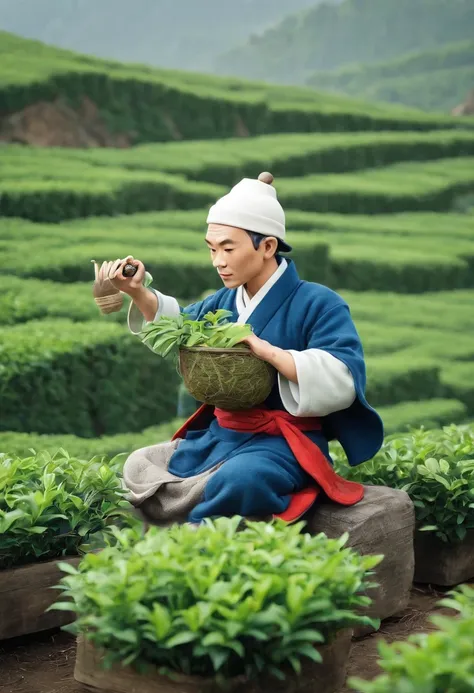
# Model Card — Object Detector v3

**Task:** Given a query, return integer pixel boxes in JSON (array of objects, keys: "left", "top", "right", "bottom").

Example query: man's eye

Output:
[{"left": 225, "top": 249, "right": 233, "bottom": 253}]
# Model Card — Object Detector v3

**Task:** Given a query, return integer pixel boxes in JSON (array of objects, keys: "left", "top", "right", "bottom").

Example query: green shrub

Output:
[
  {"left": 350, "top": 585, "right": 474, "bottom": 693},
  {"left": 0, "top": 449, "right": 133, "bottom": 569},
  {"left": 0, "top": 319, "right": 180, "bottom": 437},
  {"left": 334, "top": 423, "right": 474, "bottom": 543},
  {"left": 0, "top": 420, "right": 184, "bottom": 460},
  {"left": 0, "top": 276, "right": 115, "bottom": 325},
  {"left": 7, "top": 129, "right": 474, "bottom": 185},
  {"left": 0, "top": 166, "right": 222, "bottom": 223},
  {"left": 365, "top": 355, "right": 442, "bottom": 406},
  {"left": 53, "top": 518, "right": 381, "bottom": 679},
  {"left": 377, "top": 399, "right": 468, "bottom": 434},
  {"left": 277, "top": 158, "right": 474, "bottom": 214}
]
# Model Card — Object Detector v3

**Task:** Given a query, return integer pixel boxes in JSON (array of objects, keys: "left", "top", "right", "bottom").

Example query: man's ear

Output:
[{"left": 263, "top": 237, "right": 279, "bottom": 258}]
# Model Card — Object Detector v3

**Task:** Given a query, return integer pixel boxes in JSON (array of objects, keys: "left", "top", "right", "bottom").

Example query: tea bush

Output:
[
  {"left": 0, "top": 420, "right": 184, "bottom": 460},
  {"left": 0, "top": 319, "right": 180, "bottom": 436},
  {"left": 53, "top": 518, "right": 381, "bottom": 680},
  {"left": 334, "top": 423, "right": 474, "bottom": 543},
  {"left": 377, "top": 399, "right": 467, "bottom": 435},
  {"left": 0, "top": 449, "right": 133, "bottom": 569},
  {"left": 350, "top": 585, "right": 474, "bottom": 693},
  {"left": 3, "top": 156, "right": 474, "bottom": 221},
  {"left": 0, "top": 166, "right": 221, "bottom": 223},
  {"left": 5, "top": 129, "right": 474, "bottom": 185}
]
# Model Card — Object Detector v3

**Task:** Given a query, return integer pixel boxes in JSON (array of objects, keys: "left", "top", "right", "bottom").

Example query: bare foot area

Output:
[{"left": 0, "top": 586, "right": 454, "bottom": 693}]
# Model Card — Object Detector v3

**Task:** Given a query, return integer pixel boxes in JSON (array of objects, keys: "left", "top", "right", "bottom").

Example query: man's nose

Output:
[{"left": 212, "top": 252, "right": 227, "bottom": 268}]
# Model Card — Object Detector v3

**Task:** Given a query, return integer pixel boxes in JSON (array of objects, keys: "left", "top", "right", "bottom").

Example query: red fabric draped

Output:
[{"left": 173, "top": 405, "right": 364, "bottom": 522}]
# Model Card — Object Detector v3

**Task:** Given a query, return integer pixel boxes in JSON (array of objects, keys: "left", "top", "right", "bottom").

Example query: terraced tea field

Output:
[{"left": 1, "top": 30, "right": 473, "bottom": 458}]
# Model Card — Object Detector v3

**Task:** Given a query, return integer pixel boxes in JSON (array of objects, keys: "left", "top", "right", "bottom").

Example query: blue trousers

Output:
[{"left": 188, "top": 450, "right": 312, "bottom": 523}]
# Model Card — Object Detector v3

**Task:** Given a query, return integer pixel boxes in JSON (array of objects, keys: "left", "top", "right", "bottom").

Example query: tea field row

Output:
[
  {"left": 2, "top": 153, "right": 474, "bottom": 222},
  {"left": 1, "top": 283, "right": 473, "bottom": 439},
  {"left": 5, "top": 128, "right": 474, "bottom": 184},
  {"left": 2, "top": 210, "right": 472, "bottom": 294}
]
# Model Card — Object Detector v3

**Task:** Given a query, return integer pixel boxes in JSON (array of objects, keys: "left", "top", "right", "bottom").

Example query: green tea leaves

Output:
[
  {"left": 334, "top": 424, "right": 474, "bottom": 544},
  {"left": 139, "top": 312, "right": 252, "bottom": 358},
  {"left": 0, "top": 449, "right": 135, "bottom": 569},
  {"left": 54, "top": 518, "right": 381, "bottom": 680}
]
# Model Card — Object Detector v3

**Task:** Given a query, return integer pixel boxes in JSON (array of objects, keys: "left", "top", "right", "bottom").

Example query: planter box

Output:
[
  {"left": 0, "top": 556, "right": 81, "bottom": 641},
  {"left": 306, "top": 485, "right": 415, "bottom": 636},
  {"left": 74, "top": 630, "right": 353, "bottom": 693},
  {"left": 414, "top": 529, "right": 474, "bottom": 586}
]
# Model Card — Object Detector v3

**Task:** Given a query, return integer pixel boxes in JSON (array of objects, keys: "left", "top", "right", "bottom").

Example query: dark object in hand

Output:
[{"left": 123, "top": 263, "right": 138, "bottom": 277}]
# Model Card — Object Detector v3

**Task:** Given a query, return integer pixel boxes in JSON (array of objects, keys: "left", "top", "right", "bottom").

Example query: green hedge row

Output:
[
  {"left": 0, "top": 319, "right": 181, "bottom": 437},
  {"left": 1, "top": 31, "right": 469, "bottom": 143},
  {"left": 0, "top": 419, "right": 184, "bottom": 459},
  {"left": 0, "top": 234, "right": 329, "bottom": 297},
  {"left": 0, "top": 276, "right": 115, "bottom": 325},
  {"left": 277, "top": 158, "right": 474, "bottom": 214},
  {"left": 7, "top": 129, "right": 474, "bottom": 185},
  {"left": 376, "top": 398, "right": 468, "bottom": 435},
  {"left": 0, "top": 163, "right": 222, "bottom": 223},
  {"left": 3, "top": 156, "right": 474, "bottom": 222},
  {"left": 365, "top": 355, "right": 443, "bottom": 407}
]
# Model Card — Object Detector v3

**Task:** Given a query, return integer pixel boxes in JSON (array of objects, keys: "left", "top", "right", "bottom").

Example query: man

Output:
[{"left": 105, "top": 172, "right": 384, "bottom": 525}]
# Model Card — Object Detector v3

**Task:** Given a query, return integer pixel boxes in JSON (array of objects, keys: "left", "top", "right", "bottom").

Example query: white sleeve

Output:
[
  {"left": 127, "top": 289, "right": 181, "bottom": 336},
  {"left": 278, "top": 348, "right": 356, "bottom": 417}
]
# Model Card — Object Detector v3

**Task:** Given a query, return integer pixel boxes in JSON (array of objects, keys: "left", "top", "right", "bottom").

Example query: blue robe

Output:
[{"left": 167, "top": 259, "right": 384, "bottom": 522}]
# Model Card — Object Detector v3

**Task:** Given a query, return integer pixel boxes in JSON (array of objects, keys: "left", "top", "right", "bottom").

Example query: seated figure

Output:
[{"left": 104, "top": 172, "right": 384, "bottom": 525}]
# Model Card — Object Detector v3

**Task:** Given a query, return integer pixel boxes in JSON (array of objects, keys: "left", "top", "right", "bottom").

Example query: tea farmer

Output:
[{"left": 104, "top": 172, "right": 384, "bottom": 524}]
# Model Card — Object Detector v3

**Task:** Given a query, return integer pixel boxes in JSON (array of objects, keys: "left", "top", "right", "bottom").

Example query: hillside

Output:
[
  {"left": 308, "top": 41, "right": 474, "bottom": 112},
  {"left": 217, "top": 0, "right": 474, "bottom": 85},
  {"left": 0, "top": 0, "right": 319, "bottom": 72},
  {"left": 1, "top": 32, "right": 469, "bottom": 149}
]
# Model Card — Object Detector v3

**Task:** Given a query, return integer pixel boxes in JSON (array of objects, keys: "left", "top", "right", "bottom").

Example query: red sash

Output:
[{"left": 173, "top": 405, "right": 364, "bottom": 522}]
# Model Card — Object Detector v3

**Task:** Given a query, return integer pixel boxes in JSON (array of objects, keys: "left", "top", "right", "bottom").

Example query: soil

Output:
[
  {"left": 0, "top": 585, "right": 456, "bottom": 693},
  {"left": 0, "top": 97, "right": 131, "bottom": 148}
]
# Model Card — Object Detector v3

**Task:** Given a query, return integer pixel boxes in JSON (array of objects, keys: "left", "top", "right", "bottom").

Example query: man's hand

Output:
[
  {"left": 240, "top": 334, "right": 298, "bottom": 384},
  {"left": 106, "top": 255, "right": 146, "bottom": 296},
  {"left": 239, "top": 334, "right": 275, "bottom": 361}
]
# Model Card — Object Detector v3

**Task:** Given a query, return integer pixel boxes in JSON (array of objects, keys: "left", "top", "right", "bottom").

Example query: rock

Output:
[
  {"left": 305, "top": 485, "right": 415, "bottom": 636},
  {"left": 414, "top": 529, "right": 474, "bottom": 586}
]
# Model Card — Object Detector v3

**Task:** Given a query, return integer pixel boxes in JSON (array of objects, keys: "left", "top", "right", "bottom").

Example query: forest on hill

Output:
[{"left": 218, "top": 0, "right": 474, "bottom": 86}]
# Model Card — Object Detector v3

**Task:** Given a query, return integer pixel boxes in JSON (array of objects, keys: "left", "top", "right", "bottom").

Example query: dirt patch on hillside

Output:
[{"left": 0, "top": 97, "right": 132, "bottom": 148}]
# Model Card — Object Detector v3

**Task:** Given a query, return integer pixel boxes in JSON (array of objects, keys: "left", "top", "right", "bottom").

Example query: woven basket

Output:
[{"left": 179, "top": 347, "right": 275, "bottom": 410}]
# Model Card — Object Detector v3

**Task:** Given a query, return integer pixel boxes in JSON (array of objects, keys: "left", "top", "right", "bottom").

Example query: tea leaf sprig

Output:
[
  {"left": 0, "top": 449, "right": 133, "bottom": 569},
  {"left": 53, "top": 518, "right": 381, "bottom": 681},
  {"left": 333, "top": 424, "right": 474, "bottom": 544},
  {"left": 139, "top": 310, "right": 253, "bottom": 358}
]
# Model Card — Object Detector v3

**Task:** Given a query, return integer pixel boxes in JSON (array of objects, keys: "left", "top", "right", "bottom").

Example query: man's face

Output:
[{"left": 205, "top": 224, "right": 273, "bottom": 288}]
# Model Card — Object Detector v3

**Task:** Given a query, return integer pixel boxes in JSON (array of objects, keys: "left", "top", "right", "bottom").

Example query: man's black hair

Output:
[{"left": 245, "top": 230, "right": 284, "bottom": 253}]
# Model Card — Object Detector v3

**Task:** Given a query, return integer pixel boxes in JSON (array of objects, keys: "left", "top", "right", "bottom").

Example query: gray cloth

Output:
[{"left": 123, "top": 439, "right": 224, "bottom": 523}]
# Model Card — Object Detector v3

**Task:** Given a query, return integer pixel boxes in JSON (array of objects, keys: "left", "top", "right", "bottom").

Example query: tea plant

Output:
[
  {"left": 350, "top": 584, "right": 474, "bottom": 693},
  {"left": 53, "top": 518, "right": 382, "bottom": 681},
  {"left": 333, "top": 424, "right": 474, "bottom": 543},
  {"left": 140, "top": 310, "right": 252, "bottom": 358},
  {"left": 0, "top": 449, "right": 133, "bottom": 569}
]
